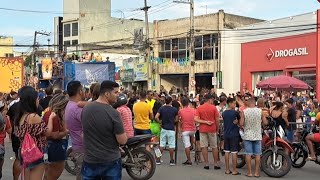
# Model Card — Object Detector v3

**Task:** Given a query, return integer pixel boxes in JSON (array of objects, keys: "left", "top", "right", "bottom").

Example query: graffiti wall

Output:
[{"left": 0, "top": 57, "right": 23, "bottom": 93}]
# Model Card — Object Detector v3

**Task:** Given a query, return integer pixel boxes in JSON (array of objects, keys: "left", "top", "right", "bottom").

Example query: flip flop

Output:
[
  {"left": 307, "top": 157, "right": 316, "bottom": 161},
  {"left": 232, "top": 172, "right": 241, "bottom": 175},
  {"left": 254, "top": 175, "right": 260, "bottom": 178},
  {"left": 246, "top": 174, "right": 253, "bottom": 177},
  {"left": 225, "top": 171, "right": 232, "bottom": 174}
]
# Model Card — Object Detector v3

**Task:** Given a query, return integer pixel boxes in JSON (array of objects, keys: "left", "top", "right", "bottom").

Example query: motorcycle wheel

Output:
[
  {"left": 125, "top": 147, "right": 156, "bottom": 180},
  {"left": 236, "top": 154, "right": 246, "bottom": 168},
  {"left": 65, "top": 148, "right": 77, "bottom": 176},
  {"left": 261, "top": 150, "right": 292, "bottom": 178},
  {"left": 291, "top": 143, "right": 307, "bottom": 168}
]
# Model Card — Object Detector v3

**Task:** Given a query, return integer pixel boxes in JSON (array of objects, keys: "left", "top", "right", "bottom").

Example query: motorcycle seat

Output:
[{"left": 126, "top": 134, "right": 153, "bottom": 146}]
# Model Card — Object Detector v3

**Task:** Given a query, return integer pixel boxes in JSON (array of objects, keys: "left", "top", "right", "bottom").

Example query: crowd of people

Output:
[{"left": 0, "top": 83, "right": 319, "bottom": 179}]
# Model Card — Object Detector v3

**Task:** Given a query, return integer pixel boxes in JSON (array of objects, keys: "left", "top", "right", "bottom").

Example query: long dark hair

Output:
[{"left": 14, "top": 86, "right": 38, "bottom": 126}]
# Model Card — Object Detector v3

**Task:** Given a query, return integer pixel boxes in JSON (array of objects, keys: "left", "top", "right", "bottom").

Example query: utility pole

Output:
[
  {"left": 142, "top": 0, "right": 152, "bottom": 90},
  {"left": 174, "top": 0, "right": 195, "bottom": 95},
  {"left": 31, "top": 31, "right": 50, "bottom": 74}
]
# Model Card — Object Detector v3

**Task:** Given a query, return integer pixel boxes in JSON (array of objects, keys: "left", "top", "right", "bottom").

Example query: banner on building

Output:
[
  {"left": 0, "top": 57, "right": 23, "bottom": 93},
  {"left": 120, "top": 69, "right": 134, "bottom": 82},
  {"left": 41, "top": 58, "right": 53, "bottom": 80},
  {"left": 134, "top": 62, "right": 148, "bottom": 81},
  {"left": 122, "top": 57, "right": 135, "bottom": 69}
]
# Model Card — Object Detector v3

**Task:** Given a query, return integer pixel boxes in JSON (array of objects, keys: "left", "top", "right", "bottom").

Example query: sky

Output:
[{"left": 1, "top": 0, "right": 320, "bottom": 52}]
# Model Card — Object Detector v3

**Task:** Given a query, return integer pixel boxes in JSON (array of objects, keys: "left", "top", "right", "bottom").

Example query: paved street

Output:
[{"left": 1, "top": 138, "right": 319, "bottom": 180}]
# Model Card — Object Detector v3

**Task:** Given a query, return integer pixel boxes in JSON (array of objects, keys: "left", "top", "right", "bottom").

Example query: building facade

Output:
[
  {"left": 58, "top": 0, "right": 153, "bottom": 56},
  {"left": 0, "top": 36, "right": 14, "bottom": 57},
  {"left": 152, "top": 10, "right": 262, "bottom": 94},
  {"left": 223, "top": 11, "right": 317, "bottom": 95}
]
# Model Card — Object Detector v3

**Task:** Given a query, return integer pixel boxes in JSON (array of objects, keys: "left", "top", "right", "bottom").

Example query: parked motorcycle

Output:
[
  {"left": 65, "top": 134, "right": 157, "bottom": 180},
  {"left": 291, "top": 125, "right": 320, "bottom": 168},
  {"left": 237, "top": 118, "right": 293, "bottom": 178}
]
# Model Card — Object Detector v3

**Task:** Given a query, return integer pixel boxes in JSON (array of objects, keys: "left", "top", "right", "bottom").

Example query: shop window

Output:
[
  {"left": 72, "top": 23, "right": 79, "bottom": 36},
  {"left": 64, "top": 24, "right": 71, "bottom": 37}
]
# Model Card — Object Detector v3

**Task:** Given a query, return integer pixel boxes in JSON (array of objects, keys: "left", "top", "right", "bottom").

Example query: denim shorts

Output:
[
  {"left": 160, "top": 129, "right": 176, "bottom": 149},
  {"left": 81, "top": 158, "right": 122, "bottom": 180},
  {"left": 244, "top": 140, "right": 262, "bottom": 156},
  {"left": 48, "top": 139, "right": 68, "bottom": 163},
  {"left": 134, "top": 128, "right": 152, "bottom": 136}
]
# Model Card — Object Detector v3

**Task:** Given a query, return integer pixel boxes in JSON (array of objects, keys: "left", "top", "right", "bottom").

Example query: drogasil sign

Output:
[{"left": 266, "top": 47, "right": 309, "bottom": 61}]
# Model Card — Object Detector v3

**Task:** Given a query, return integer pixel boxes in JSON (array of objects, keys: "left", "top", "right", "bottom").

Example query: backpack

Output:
[{"left": 20, "top": 115, "right": 43, "bottom": 167}]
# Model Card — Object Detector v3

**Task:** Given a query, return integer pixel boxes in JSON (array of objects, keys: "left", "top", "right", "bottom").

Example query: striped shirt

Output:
[{"left": 117, "top": 105, "right": 134, "bottom": 138}]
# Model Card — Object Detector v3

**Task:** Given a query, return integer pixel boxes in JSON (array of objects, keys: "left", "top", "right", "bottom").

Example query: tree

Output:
[{"left": 24, "top": 55, "right": 32, "bottom": 67}]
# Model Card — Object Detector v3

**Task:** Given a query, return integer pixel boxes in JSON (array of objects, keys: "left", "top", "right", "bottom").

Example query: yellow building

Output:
[{"left": 0, "top": 36, "right": 14, "bottom": 57}]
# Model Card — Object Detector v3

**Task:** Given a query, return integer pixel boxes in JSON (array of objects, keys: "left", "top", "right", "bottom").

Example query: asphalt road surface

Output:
[{"left": 1, "top": 138, "right": 319, "bottom": 180}]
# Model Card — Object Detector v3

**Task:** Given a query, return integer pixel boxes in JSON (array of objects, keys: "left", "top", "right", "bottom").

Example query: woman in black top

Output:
[{"left": 271, "top": 102, "right": 289, "bottom": 132}]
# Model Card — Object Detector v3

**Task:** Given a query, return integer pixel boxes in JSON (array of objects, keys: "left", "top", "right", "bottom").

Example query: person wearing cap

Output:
[{"left": 194, "top": 94, "right": 221, "bottom": 170}]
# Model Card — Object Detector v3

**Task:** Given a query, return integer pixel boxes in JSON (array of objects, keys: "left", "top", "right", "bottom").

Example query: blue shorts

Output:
[
  {"left": 81, "top": 158, "right": 122, "bottom": 180},
  {"left": 224, "top": 136, "right": 240, "bottom": 153},
  {"left": 160, "top": 129, "right": 176, "bottom": 149},
  {"left": 134, "top": 129, "right": 152, "bottom": 136},
  {"left": 244, "top": 140, "right": 262, "bottom": 156},
  {"left": 48, "top": 139, "right": 68, "bottom": 163}
]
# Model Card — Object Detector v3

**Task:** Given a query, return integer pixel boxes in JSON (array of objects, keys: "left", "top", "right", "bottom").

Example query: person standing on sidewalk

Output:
[
  {"left": 81, "top": 80, "right": 127, "bottom": 179},
  {"left": 194, "top": 94, "right": 221, "bottom": 170},
  {"left": 222, "top": 98, "right": 241, "bottom": 175},
  {"left": 240, "top": 98, "right": 267, "bottom": 178},
  {"left": 155, "top": 96, "right": 179, "bottom": 166},
  {"left": 178, "top": 98, "right": 196, "bottom": 166}
]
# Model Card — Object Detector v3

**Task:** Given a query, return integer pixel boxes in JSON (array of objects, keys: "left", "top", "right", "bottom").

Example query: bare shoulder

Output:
[{"left": 28, "top": 113, "right": 42, "bottom": 124}]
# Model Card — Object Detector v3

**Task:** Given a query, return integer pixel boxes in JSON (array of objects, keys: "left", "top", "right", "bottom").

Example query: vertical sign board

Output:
[
  {"left": 0, "top": 57, "right": 23, "bottom": 93},
  {"left": 134, "top": 62, "right": 148, "bottom": 81}
]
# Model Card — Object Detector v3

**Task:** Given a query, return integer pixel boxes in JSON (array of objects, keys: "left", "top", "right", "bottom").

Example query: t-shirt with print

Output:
[
  {"left": 196, "top": 103, "right": 219, "bottom": 133},
  {"left": 0, "top": 116, "right": 11, "bottom": 145},
  {"left": 222, "top": 109, "right": 240, "bottom": 138},
  {"left": 178, "top": 107, "right": 196, "bottom": 132},
  {"left": 158, "top": 106, "right": 178, "bottom": 131},
  {"left": 133, "top": 101, "right": 152, "bottom": 130},
  {"left": 117, "top": 105, "right": 134, "bottom": 138},
  {"left": 65, "top": 101, "right": 83, "bottom": 153},
  {"left": 243, "top": 107, "right": 262, "bottom": 141},
  {"left": 82, "top": 102, "right": 124, "bottom": 164}
]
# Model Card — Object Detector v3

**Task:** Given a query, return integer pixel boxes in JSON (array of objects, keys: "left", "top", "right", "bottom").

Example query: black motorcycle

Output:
[
  {"left": 291, "top": 125, "right": 320, "bottom": 168},
  {"left": 65, "top": 134, "right": 157, "bottom": 180}
]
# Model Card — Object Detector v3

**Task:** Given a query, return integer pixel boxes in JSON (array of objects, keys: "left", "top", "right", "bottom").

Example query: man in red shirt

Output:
[
  {"left": 195, "top": 94, "right": 220, "bottom": 170},
  {"left": 178, "top": 98, "right": 196, "bottom": 166}
]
